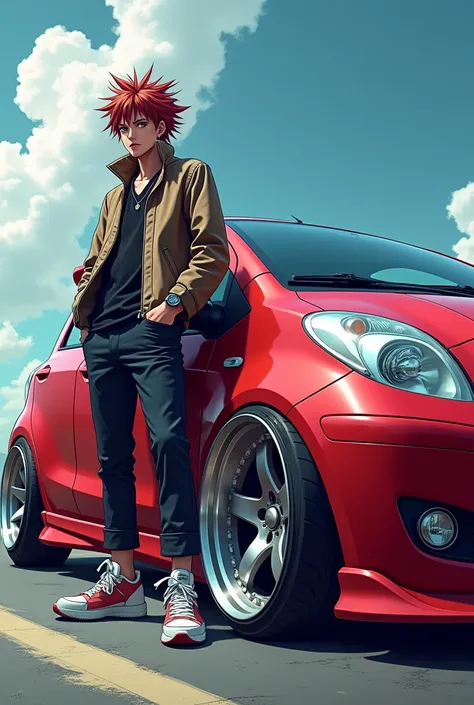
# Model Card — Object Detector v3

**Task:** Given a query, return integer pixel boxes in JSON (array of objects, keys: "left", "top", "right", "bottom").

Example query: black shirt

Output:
[{"left": 89, "top": 172, "right": 159, "bottom": 332}]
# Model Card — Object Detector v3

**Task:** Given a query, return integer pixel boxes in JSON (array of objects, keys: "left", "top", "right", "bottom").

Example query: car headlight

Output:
[{"left": 303, "top": 311, "right": 473, "bottom": 401}]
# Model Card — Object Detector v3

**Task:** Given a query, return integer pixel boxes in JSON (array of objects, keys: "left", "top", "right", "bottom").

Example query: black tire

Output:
[
  {"left": 201, "top": 405, "right": 343, "bottom": 641},
  {"left": 1, "top": 438, "right": 71, "bottom": 567}
]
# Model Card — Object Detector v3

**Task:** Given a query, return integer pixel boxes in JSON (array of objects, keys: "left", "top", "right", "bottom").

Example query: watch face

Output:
[{"left": 166, "top": 293, "right": 181, "bottom": 307}]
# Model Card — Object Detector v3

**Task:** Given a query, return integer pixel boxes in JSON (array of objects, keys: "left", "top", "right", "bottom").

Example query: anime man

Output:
[{"left": 53, "top": 66, "right": 230, "bottom": 646}]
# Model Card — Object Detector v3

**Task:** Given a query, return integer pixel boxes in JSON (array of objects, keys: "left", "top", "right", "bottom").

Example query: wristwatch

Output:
[{"left": 165, "top": 293, "right": 182, "bottom": 307}]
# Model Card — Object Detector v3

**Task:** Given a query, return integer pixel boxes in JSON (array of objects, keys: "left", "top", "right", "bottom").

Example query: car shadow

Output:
[{"left": 13, "top": 553, "right": 474, "bottom": 665}]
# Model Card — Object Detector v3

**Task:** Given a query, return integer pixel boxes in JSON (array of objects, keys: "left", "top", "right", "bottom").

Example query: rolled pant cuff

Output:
[
  {"left": 160, "top": 531, "right": 201, "bottom": 557},
  {"left": 103, "top": 528, "right": 140, "bottom": 551}
]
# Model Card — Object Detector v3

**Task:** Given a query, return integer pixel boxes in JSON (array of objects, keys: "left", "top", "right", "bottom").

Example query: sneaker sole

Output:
[
  {"left": 161, "top": 626, "right": 206, "bottom": 646},
  {"left": 53, "top": 602, "right": 148, "bottom": 621}
]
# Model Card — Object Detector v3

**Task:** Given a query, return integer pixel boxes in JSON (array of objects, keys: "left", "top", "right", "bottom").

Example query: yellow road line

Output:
[{"left": 0, "top": 606, "right": 232, "bottom": 704}]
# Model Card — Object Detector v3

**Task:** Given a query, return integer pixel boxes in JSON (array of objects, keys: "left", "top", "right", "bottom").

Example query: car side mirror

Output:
[
  {"left": 188, "top": 301, "right": 224, "bottom": 339},
  {"left": 73, "top": 265, "right": 85, "bottom": 285}
]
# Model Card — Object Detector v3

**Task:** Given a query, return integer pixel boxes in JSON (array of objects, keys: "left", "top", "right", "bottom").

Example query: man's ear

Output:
[{"left": 156, "top": 120, "right": 166, "bottom": 139}]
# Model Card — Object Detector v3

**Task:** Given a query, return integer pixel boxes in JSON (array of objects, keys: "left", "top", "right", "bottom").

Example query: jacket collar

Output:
[{"left": 106, "top": 140, "right": 176, "bottom": 185}]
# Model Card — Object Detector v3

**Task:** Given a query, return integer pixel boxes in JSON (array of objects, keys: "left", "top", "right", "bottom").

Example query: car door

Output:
[
  {"left": 29, "top": 320, "right": 84, "bottom": 518},
  {"left": 72, "top": 246, "right": 238, "bottom": 534}
]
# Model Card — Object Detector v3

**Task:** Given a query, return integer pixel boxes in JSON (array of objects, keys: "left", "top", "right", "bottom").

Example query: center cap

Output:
[{"left": 265, "top": 506, "right": 281, "bottom": 531}]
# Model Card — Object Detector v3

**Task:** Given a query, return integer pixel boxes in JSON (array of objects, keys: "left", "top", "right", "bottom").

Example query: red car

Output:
[{"left": 3, "top": 217, "right": 474, "bottom": 639}]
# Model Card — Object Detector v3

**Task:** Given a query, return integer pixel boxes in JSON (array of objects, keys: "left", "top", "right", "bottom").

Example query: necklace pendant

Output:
[{"left": 135, "top": 203, "right": 141, "bottom": 211}]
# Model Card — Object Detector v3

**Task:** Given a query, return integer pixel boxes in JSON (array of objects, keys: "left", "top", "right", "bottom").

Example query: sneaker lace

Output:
[
  {"left": 84, "top": 559, "right": 121, "bottom": 597},
  {"left": 154, "top": 576, "right": 198, "bottom": 620}
]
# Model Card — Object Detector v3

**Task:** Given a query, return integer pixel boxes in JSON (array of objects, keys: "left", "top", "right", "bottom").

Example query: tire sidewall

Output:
[{"left": 4, "top": 438, "right": 43, "bottom": 560}]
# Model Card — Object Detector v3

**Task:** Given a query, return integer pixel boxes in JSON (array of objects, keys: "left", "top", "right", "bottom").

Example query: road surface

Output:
[{"left": 0, "top": 548, "right": 473, "bottom": 704}]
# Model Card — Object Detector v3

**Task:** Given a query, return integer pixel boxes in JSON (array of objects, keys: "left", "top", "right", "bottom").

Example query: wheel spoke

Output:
[
  {"left": 239, "top": 536, "right": 271, "bottom": 591},
  {"left": 271, "top": 533, "right": 284, "bottom": 582},
  {"left": 11, "top": 486, "right": 26, "bottom": 503},
  {"left": 230, "top": 491, "right": 261, "bottom": 526},
  {"left": 10, "top": 506, "right": 24, "bottom": 525},
  {"left": 255, "top": 440, "right": 280, "bottom": 498},
  {"left": 278, "top": 482, "right": 289, "bottom": 515}
]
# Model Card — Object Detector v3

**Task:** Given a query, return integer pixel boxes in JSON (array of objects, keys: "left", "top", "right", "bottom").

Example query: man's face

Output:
[{"left": 118, "top": 113, "right": 165, "bottom": 157}]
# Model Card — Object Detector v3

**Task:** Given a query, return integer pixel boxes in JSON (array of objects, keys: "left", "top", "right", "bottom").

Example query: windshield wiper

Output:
[
  {"left": 288, "top": 273, "right": 474, "bottom": 297},
  {"left": 289, "top": 274, "right": 381, "bottom": 287}
]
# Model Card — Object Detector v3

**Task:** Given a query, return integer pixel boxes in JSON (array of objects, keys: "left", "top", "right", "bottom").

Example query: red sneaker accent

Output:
[
  {"left": 53, "top": 559, "right": 147, "bottom": 621},
  {"left": 155, "top": 570, "right": 206, "bottom": 646}
]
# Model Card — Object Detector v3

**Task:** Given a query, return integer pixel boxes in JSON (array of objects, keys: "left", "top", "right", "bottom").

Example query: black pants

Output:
[{"left": 82, "top": 317, "right": 200, "bottom": 557}]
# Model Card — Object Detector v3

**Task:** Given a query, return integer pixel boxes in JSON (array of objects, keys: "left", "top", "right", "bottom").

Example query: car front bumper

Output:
[
  {"left": 336, "top": 568, "right": 474, "bottom": 622},
  {"left": 287, "top": 371, "right": 474, "bottom": 622}
]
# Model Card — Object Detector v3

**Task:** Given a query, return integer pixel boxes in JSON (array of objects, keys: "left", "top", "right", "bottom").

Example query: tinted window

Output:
[
  {"left": 210, "top": 269, "right": 231, "bottom": 303},
  {"left": 184, "top": 269, "right": 233, "bottom": 336},
  {"left": 60, "top": 321, "right": 82, "bottom": 348},
  {"left": 227, "top": 220, "right": 474, "bottom": 289}
]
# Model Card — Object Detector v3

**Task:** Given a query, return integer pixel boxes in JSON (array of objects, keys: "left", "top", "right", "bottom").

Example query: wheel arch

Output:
[
  {"left": 286, "top": 400, "right": 357, "bottom": 565},
  {"left": 199, "top": 391, "right": 294, "bottom": 481}
]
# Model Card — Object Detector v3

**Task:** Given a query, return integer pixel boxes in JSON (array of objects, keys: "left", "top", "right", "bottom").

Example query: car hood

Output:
[{"left": 296, "top": 290, "right": 474, "bottom": 348}]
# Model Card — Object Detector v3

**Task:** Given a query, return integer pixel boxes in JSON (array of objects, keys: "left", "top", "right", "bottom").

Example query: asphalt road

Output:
[{"left": 0, "top": 548, "right": 473, "bottom": 705}]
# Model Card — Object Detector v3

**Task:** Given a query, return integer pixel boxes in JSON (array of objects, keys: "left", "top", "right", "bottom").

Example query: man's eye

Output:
[{"left": 138, "top": 121, "right": 147, "bottom": 127}]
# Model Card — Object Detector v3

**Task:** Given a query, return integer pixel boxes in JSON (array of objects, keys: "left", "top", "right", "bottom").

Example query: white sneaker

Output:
[
  {"left": 53, "top": 559, "right": 147, "bottom": 621},
  {"left": 155, "top": 569, "right": 206, "bottom": 645}
]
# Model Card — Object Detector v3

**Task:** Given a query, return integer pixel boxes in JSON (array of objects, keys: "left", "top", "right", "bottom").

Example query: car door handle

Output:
[
  {"left": 79, "top": 367, "right": 89, "bottom": 382},
  {"left": 35, "top": 365, "right": 51, "bottom": 381}
]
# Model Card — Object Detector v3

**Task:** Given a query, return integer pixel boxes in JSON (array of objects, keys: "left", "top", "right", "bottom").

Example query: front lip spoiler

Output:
[
  {"left": 336, "top": 568, "right": 474, "bottom": 622},
  {"left": 320, "top": 415, "right": 474, "bottom": 453}
]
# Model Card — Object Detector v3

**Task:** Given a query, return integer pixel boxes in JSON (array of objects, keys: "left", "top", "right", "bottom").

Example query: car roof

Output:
[{"left": 224, "top": 216, "right": 380, "bottom": 239}]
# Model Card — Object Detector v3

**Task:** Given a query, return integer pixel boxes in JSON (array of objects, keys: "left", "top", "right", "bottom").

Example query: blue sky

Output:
[{"left": 1, "top": 0, "right": 474, "bottom": 449}]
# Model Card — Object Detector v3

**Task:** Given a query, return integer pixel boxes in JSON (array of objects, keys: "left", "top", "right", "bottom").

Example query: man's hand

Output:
[
  {"left": 80, "top": 328, "right": 89, "bottom": 344},
  {"left": 146, "top": 300, "right": 184, "bottom": 325}
]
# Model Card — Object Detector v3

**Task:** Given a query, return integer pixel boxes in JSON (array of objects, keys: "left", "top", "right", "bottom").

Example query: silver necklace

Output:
[{"left": 131, "top": 177, "right": 155, "bottom": 210}]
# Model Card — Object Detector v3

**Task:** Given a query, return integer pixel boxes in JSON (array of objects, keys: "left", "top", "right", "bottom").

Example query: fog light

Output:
[{"left": 417, "top": 508, "right": 458, "bottom": 550}]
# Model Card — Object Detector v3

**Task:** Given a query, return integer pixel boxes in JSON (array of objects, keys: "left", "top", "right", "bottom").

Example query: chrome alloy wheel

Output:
[
  {"left": 1, "top": 445, "right": 27, "bottom": 549},
  {"left": 200, "top": 413, "right": 290, "bottom": 621}
]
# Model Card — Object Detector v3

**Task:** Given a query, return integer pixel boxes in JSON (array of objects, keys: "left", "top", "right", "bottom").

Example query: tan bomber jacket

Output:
[{"left": 72, "top": 140, "right": 230, "bottom": 329}]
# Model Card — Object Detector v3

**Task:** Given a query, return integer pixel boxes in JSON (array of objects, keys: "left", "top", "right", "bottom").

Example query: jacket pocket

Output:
[{"left": 162, "top": 247, "right": 180, "bottom": 278}]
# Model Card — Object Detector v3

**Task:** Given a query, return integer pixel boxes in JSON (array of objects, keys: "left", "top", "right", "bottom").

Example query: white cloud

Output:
[
  {"left": 0, "top": 322, "right": 33, "bottom": 362},
  {"left": 0, "top": 0, "right": 266, "bottom": 329},
  {"left": 0, "top": 359, "right": 42, "bottom": 450},
  {"left": 447, "top": 182, "right": 474, "bottom": 262}
]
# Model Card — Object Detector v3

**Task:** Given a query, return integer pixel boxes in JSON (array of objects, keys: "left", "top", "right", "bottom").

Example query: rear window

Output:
[{"left": 227, "top": 220, "right": 474, "bottom": 289}]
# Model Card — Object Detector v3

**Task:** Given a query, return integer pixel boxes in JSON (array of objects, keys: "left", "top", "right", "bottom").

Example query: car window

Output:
[
  {"left": 227, "top": 220, "right": 474, "bottom": 290},
  {"left": 60, "top": 322, "right": 82, "bottom": 349},
  {"left": 210, "top": 269, "right": 232, "bottom": 303},
  {"left": 184, "top": 269, "right": 232, "bottom": 336}
]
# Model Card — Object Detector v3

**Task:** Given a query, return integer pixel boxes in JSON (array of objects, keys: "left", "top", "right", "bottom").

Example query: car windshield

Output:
[{"left": 227, "top": 220, "right": 474, "bottom": 291}]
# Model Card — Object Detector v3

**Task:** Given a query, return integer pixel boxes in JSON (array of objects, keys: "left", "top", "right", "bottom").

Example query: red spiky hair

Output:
[{"left": 97, "top": 65, "right": 190, "bottom": 142}]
